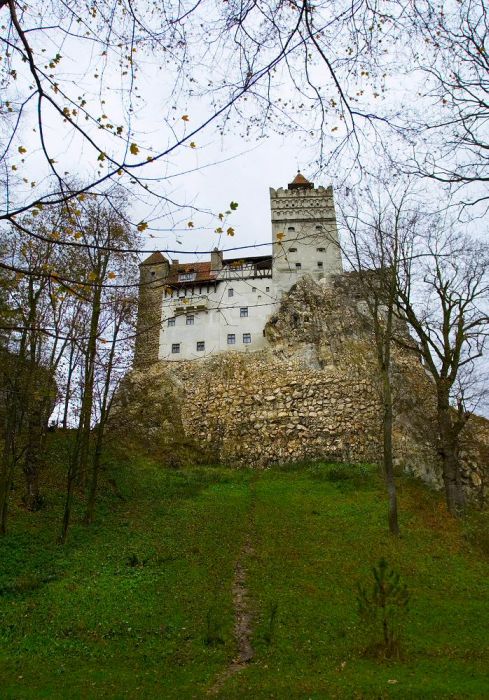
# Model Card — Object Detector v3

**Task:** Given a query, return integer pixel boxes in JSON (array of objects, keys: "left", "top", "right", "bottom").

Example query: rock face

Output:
[{"left": 112, "top": 274, "right": 488, "bottom": 492}]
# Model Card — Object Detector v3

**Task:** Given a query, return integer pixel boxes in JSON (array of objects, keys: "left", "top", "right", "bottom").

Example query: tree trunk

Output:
[
  {"left": 383, "top": 369, "right": 400, "bottom": 535},
  {"left": 437, "top": 392, "right": 465, "bottom": 516},
  {"left": 84, "top": 426, "right": 102, "bottom": 525},
  {"left": 62, "top": 342, "right": 77, "bottom": 429},
  {"left": 22, "top": 397, "right": 47, "bottom": 511},
  {"left": 60, "top": 267, "right": 105, "bottom": 542}
]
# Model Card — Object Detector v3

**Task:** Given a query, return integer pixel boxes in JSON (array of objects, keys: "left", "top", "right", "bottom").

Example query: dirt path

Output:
[{"left": 208, "top": 488, "right": 256, "bottom": 695}]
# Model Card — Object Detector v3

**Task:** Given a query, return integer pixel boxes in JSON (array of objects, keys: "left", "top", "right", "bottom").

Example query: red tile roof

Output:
[
  {"left": 167, "top": 261, "right": 217, "bottom": 285},
  {"left": 141, "top": 251, "right": 167, "bottom": 266},
  {"left": 288, "top": 171, "right": 314, "bottom": 189}
]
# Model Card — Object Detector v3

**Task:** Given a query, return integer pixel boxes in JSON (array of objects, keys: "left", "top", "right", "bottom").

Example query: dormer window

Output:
[{"left": 178, "top": 272, "right": 196, "bottom": 282}]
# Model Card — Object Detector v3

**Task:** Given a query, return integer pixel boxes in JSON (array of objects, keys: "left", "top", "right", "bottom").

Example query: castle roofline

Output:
[{"left": 140, "top": 251, "right": 167, "bottom": 266}]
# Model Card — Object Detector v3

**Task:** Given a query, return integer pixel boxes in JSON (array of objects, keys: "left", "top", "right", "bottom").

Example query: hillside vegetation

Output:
[{"left": 1, "top": 439, "right": 488, "bottom": 699}]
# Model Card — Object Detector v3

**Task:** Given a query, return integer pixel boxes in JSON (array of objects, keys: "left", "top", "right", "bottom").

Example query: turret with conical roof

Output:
[{"left": 288, "top": 170, "right": 314, "bottom": 190}]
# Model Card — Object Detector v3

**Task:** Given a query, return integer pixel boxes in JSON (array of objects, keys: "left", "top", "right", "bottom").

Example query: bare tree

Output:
[
  {"left": 407, "top": 0, "right": 489, "bottom": 208},
  {"left": 59, "top": 192, "right": 138, "bottom": 543},
  {"left": 339, "top": 183, "right": 422, "bottom": 536},
  {"left": 394, "top": 220, "right": 489, "bottom": 515}
]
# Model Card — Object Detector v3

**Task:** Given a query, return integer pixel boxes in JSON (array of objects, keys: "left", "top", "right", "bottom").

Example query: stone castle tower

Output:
[
  {"left": 134, "top": 172, "right": 343, "bottom": 365},
  {"left": 271, "top": 173, "right": 342, "bottom": 294}
]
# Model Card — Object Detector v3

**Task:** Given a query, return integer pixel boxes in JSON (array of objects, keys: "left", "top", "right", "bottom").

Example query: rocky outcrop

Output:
[{"left": 112, "top": 275, "right": 489, "bottom": 494}]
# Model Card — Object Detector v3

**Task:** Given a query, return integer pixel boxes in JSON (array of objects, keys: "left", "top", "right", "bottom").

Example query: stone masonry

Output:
[{"left": 113, "top": 273, "right": 489, "bottom": 493}]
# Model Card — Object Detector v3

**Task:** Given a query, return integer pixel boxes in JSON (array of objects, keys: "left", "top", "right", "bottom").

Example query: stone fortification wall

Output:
[
  {"left": 116, "top": 275, "right": 442, "bottom": 481},
  {"left": 172, "top": 351, "right": 382, "bottom": 467},
  {"left": 114, "top": 274, "right": 488, "bottom": 492}
]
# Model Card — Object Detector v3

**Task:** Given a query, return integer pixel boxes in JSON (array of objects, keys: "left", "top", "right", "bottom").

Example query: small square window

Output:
[
  {"left": 317, "top": 261, "right": 323, "bottom": 268},
  {"left": 240, "top": 307, "right": 248, "bottom": 317},
  {"left": 243, "top": 333, "right": 251, "bottom": 344},
  {"left": 227, "top": 334, "right": 236, "bottom": 345},
  {"left": 196, "top": 341, "right": 205, "bottom": 352},
  {"left": 228, "top": 288, "right": 234, "bottom": 297},
  {"left": 167, "top": 317, "right": 175, "bottom": 327},
  {"left": 295, "top": 263, "right": 302, "bottom": 270},
  {"left": 252, "top": 287, "right": 257, "bottom": 293},
  {"left": 171, "top": 343, "right": 180, "bottom": 354},
  {"left": 317, "top": 247, "right": 325, "bottom": 252},
  {"left": 186, "top": 315, "right": 194, "bottom": 325}
]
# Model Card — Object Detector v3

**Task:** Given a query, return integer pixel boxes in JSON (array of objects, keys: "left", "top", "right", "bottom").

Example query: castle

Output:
[{"left": 134, "top": 172, "right": 343, "bottom": 364}]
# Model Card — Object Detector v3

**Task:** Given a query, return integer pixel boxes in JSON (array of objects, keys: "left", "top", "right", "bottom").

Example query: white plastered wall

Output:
[{"left": 158, "top": 272, "right": 279, "bottom": 361}]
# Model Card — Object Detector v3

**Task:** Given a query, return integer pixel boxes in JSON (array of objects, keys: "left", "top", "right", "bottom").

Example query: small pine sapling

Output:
[{"left": 357, "top": 558, "right": 410, "bottom": 658}]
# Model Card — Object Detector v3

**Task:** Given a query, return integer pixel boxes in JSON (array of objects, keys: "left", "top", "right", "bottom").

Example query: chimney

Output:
[{"left": 211, "top": 248, "right": 223, "bottom": 272}]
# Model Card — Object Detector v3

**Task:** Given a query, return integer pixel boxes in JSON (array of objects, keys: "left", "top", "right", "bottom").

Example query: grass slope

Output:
[{"left": 1, "top": 448, "right": 488, "bottom": 699}]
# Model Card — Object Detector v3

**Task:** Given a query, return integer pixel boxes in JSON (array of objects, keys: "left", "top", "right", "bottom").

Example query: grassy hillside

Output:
[{"left": 1, "top": 442, "right": 488, "bottom": 699}]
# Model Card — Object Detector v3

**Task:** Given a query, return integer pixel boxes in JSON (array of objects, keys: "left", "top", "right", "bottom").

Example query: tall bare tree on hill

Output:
[{"left": 394, "top": 224, "right": 489, "bottom": 515}]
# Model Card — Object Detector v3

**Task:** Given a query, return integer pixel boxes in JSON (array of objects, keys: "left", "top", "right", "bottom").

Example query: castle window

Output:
[
  {"left": 287, "top": 226, "right": 295, "bottom": 232},
  {"left": 227, "top": 334, "right": 236, "bottom": 345},
  {"left": 151, "top": 271, "right": 156, "bottom": 277},
  {"left": 266, "top": 286, "right": 270, "bottom": 292},
  {"left": 289, "top": 247, "right": 297, "bottom": 253},
  {"left": 243, "top": 333, "right": 251, "bottom": 344},
  {"left": 317, "top": 247, "right": 325, "bottom": 252},
  {"left": 240, "top": 307, "right": 248, "bottom": 317},
  {"left": 167, "top": 317, "right": 175, "bottom": 327},
  {"left": 171, "top": 343, "right": 180, "bottom": 354},
  {"left": 295, "top": 263, "right": 302, "bottom": 270},
  {"left": 186, "top": 315, "right": 194, "bottom": 325},
  {"left": 228, "top": 288, "right": 234, "bottom": 297},
  {"left": 315, "top": 225, "right": 323, "bottom": 231},
  {"left": 196, "top": 341, "right": 205, "bottom": 352},
  {"left": 317, "top": 261, "right": 323, "bottom": 268},
  {"left": 252, "top": 287, "right": 256, "bottom": 293},
  {"left": 178, "top": 272, "right": 196, "bottom": 282}
]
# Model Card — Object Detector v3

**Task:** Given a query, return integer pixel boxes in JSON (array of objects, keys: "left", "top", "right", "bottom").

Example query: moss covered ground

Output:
[{"left": 1, "top": 440, "right": 488, "bottom": 698}]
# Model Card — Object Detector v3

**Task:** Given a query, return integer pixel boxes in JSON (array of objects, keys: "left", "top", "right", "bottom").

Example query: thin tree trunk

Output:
[
  {"left": 84, "top": 425, "right": 103, "bottom": 525},
  {"left": 84, "top": 315, "right": 121, "bottom": 525},
  {"left": 62, "top": 342, "right": 77, "bottom": 429},
  {"left": 60, "top": 263, "right": 105, "bottom": 542},
  {"left": 382, "top": 367, "right": 400, "bottom": 535},
  {"left": 437, "top": 395, "right": 465, "bottom": 516}
]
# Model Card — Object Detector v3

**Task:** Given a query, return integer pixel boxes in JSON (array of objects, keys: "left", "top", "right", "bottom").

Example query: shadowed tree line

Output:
[{"left": 0, "top": 193, "right": 138, "bottom": 541}]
